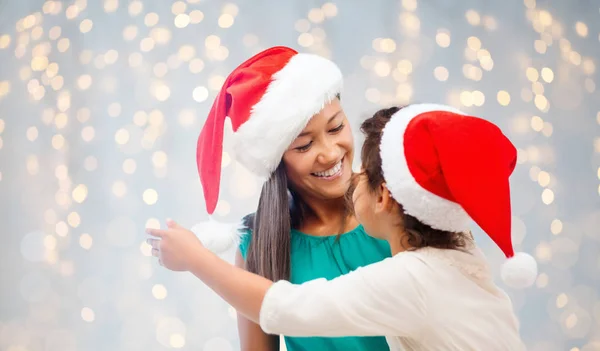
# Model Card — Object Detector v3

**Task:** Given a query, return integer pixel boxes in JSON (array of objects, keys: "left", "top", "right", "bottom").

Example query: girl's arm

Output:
[
  {"left": 148, "top": 220, "right": 426, "bottom": 338},
  {"left": 234, "top": 250, "right": 280, "bottom": 351},
  {"left": 188, "top": 244, "right": 427, "bottom": 337}
]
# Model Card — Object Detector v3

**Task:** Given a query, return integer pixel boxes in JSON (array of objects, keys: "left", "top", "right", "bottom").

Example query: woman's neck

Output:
[{"left": 297, "top": 196, "right": 358, "bottom": 236}]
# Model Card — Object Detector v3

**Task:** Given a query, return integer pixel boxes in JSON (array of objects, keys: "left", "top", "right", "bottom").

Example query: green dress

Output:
[{"left": 239, "top": 224, "right": 391, "bottom": 351}]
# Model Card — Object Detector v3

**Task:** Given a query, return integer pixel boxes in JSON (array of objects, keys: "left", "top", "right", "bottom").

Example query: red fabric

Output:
[
  {"left": 404, "top": 112, "right": 517, "bottom": 257},
  {"left": 196, "top": 46, "right": 297, "bottom": 214}
]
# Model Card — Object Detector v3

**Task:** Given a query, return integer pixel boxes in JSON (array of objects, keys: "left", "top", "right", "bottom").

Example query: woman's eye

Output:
[
  {"left": 329, "top": 123, "right": 344, "bottom": 133},
  {"left": 296, "top": 141, "right": 312, "bottom": 152}
]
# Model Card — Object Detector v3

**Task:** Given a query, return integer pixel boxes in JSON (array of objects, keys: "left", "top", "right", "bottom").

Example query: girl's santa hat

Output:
[
  {"left": 191, "top": 46, "right": 343, "bottom": 253},
  {"left": 380, "top": 104, "right": 538, "bottom": 289}
]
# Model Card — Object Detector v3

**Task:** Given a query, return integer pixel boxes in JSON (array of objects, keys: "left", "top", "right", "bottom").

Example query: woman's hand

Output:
[{"left": 146, "top": 219, "right": 204, "bottom": 271}]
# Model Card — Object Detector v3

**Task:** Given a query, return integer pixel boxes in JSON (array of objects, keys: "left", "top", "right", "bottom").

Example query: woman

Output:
[
  {"left": 188, "top": 46, "right": 391, "bottom": 350},
  {"left": 148, "top": 104, "right": 538, "bottom": 350}
]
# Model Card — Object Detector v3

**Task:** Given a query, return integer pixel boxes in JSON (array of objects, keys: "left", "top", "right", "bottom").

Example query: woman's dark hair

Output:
[
  {"left": 357, "top": 106, "right": 470, "bottom": 251},
  {"left": 243, "top": 164, "right": 313, "bottom": 281}
]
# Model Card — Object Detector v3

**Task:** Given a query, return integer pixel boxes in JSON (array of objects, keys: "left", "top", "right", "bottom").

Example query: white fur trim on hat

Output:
[
  {"left": 233, "top": 53, "right": 343, "bottom": 179},
  {"left": 380, "top": 103, "right": 472, "bottom": 233}
]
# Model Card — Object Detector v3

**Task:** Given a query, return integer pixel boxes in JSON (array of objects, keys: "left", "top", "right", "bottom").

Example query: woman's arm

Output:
[{"left": 234, "top": 250, "right": 279, "bottom": 351}]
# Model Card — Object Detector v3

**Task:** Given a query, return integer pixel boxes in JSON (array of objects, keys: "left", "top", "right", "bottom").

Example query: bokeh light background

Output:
[{"left": 1, "top": 0, "right": 599, "bottom": 350}]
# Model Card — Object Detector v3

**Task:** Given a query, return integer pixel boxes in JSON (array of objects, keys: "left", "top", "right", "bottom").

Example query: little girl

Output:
[{"left": 147, "top": 104, "right": 538, "bottom": 351}]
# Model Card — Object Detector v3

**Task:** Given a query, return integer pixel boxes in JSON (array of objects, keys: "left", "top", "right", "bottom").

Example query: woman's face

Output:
[{"left": 282, "top": 99, "right": 354, "bottom": 201}]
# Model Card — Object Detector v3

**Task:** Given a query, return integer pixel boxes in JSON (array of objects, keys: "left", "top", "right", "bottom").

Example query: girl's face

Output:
[
  {"left": 351, "top": 171, "right": 384, "bottom": 239},
  {"left": 351, "top": 169, "right": 398, "bottom": 240},
  {"left": 282, "top": 99, "right": 354, "bottom": 202}
]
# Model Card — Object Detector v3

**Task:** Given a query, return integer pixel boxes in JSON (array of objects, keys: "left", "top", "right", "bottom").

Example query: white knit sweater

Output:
[{"left": 259, "top": 246, "right": 526, "bottom": 351}]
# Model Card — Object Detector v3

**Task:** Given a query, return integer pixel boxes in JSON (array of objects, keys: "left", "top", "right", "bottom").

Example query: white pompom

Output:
[
  {"left": 500, "top": 252, "right": 538, "bottom": 289},
  {"left": 190, "top": 217, "right": 245, "bottom": 254}
]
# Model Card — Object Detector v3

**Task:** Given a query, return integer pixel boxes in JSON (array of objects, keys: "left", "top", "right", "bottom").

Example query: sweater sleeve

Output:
[{"left": 259, "top": 254, "right": 428, "bottom": 337}]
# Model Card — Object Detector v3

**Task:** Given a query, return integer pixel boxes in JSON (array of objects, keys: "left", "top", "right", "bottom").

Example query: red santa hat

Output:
[
  {"left": 191, "top": 46, "right": 343, "bottom": 253},
  {"left": 380, "top": 104, "right": 538, "bottom": 289}
]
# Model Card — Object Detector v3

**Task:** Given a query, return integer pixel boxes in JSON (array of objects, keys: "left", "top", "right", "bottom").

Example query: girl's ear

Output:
[{"left": 374, "top": 182, "right": 394, "bottom": 214}]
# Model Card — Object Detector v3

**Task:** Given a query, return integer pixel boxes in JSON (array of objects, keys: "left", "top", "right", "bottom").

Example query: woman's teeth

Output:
[{"left": 312, "top": 160, "right": 342, "bottom": 178}]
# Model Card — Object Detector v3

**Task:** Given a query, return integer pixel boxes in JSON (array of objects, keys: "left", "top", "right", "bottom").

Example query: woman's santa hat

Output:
[
  {"left": 191, "top": 46, "right": 343, "bottom": 253},
  {"left": 380, "top": 104, "right": 538, "bottom": 289}
]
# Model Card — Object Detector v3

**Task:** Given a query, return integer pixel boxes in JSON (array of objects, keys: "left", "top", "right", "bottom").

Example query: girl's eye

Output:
[{"left": 296, "top": 141, "right": 313, "bottom": 152}]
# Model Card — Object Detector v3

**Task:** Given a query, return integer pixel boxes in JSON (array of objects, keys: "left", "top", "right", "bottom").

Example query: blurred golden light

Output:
[
  {"left": 575, "top": 21, "right": 588, "bottom": 37},
  {"left": 472, "top": 90, "right": 485, "bottom": 106},
  {"left": 145, "top": 13, "right": 159, "bottom": 27},
  {"left": 537, "top": 171, "right": 551, "bottom": 187},
  {"left": 483, "top": 16, "right": 498, "bottom": 31},
  {"left": 84, "top": 156, "right": 98, "bottom": 171},
  {"left": 465, "top": 9, "right": 481, "bottom": 26},
  {"left": 68, "top": 212, "right": 81, "bottom": 228},
  {"left": 497, "top": 90, "right": 511, "bottom": 106},
  {"left": 298, "top": 33, "right": 314, "bottom": 47},
  {"left": 73, "top": 184, "right": 88, "bottom": 203},
  {"left": 78, "top": 75, "right": 92, "bottom": 90},
  {"left": 108, "top": 103, "right": 122, "bottom": 117},
  {"left": 541, "top": 67, "right": 554, "bottom": 82},
  {"left": 526, "top": 67, "right": 539, "bottom": 82},
  {"left": 80, "top": 233, "right": 93, "bottom": 250},
  {"left": 143, "top": 189, "right": 158, "bottom": 205},
  {"left": 534, "top": 95, "right": 549, "bottom": 111},
  {"left": 436, "top": 29, "right": 451, "bottom": 48},
  {"left": 460, "top": 91, "right": 474, "bottom": 107},
  {"left": 542, "top": 122, "right": 554, "bottom": 138},
  {"left": 80, "top": 19, "right": 93, "bottom": 33},
  {"left": 551, "top": 219, "right": 563, "bottom": 235},
  {"left": 174, "top": 14, "right": 190, "bottom": 28},
  {"left": 112, "top": 181, "right": 127, "bottom": 197},
  {"left": 52, "top": 134, "right": 66, "bottom": 150},
  {"left": 171, "top": 1, "right": 187, "bottom": 15},
  {"left": 192, "top": 86, "right": 209, "bottom": 102},
  {"left": 123, "top": 159, "right": 137, "bottom": 174},
  {"left": 81, "top": 307, "right": 95, "bottom": 322},
  {"left": 44, "top": 235, "right": 57, "bottom": 250},
  {"left": 467, "top": 36, "right": 481, "bottom": 50},
  {"left": 374, "top": 61, "right": 391, "bottom": 77},
  {"left": 308, "top": 8, "right": 325, "bottom": 23},
  {"left": 26, "top": 126, "right": 38, "bottom": 141},
  {"left": 140, "top": 37, "right": 155, "bottom": 52},
  {"left": 115, "top": 128, "right": 130, "bottom": 145},
  {"left": 189, "top": 58, "right": 204, "bottom": 73},
  {"left": 81, "top": 126, "right": 95, "bottom": 142},
  {"left": 322, "top": 3, "right": 338, "bottom": 17},
  {"left": 208, "top": 75, "right": 225, "bottom": 91},
  {"left": 129, "top": 0, "right": 143, "bottom": 16},
  {"left": 530, "top": 116, "right": 544, "bottom": 132},
  {"left": 534, "top": 40, "right": 547, "bottom": 54},
  {"left": 189, "top": 10, "right": 204, "bottom": 24},
  {"left": 434, "top": 66, "right": 449, "bottom": 81},
  {"left": 152, "top": 151, "right": 168, "bottom": 168},
  {"left": 56, "top": 221, "right": 69, "bottom": 237},
  {"left": 123, "top": 25, "right": 138, "bottom": 41},
  {"left": 153, "top": 284, "right": 168, "bottom": 299},
  {"left": 542, "top": 188, "right": 555, "bottom": 204},
  {"left": 218, "top": 14, "right": 234, "bottom": 28}
]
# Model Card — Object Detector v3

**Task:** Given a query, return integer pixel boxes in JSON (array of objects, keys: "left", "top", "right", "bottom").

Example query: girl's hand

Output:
[{"left": 146, "top": 219, "right": 204, "bottom": 271}]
